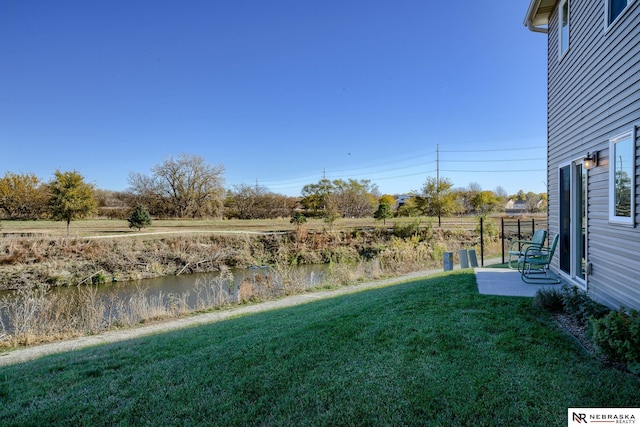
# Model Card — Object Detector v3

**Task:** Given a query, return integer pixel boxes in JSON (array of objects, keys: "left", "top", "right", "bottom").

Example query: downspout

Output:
[
  {"left": 524, "top": 0, "right": 548, "bottom": 34},
  {"left": 526, "top": 19, "right": 548, "bottom": 33}
]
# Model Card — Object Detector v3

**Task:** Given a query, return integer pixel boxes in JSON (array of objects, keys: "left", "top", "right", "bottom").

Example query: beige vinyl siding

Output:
[{"left": 546, "top": 0, "right": 640, "bottom": 309}]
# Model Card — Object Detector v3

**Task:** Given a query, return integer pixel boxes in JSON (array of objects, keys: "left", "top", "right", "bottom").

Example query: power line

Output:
[
  {"left": 443, "top": 158, "right": 544, "bottom": 163},
  {"left": 440, "top": 146, "right": 543, "bottom": 153},
  {"left": 258, "top": 145, "right": 544, "bottom": 184},
  {"left": 441, "top": 169, "right": 545, "bottom": 173},
  {"left": 252, "top": 143, "right": 546, "bottom": 194}
]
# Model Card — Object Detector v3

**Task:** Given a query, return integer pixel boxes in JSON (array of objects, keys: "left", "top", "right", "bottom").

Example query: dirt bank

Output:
[{"left": 0, "top": 227, "right": 482, "bottom": 290}]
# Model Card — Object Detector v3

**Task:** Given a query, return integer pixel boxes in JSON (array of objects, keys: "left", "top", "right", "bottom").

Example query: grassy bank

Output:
[
  {"left": 0, "top": 271, "right": 638, "bottom": 425},
  {"left": 0, "top": 219, "right": 493, "bottom": 289}
]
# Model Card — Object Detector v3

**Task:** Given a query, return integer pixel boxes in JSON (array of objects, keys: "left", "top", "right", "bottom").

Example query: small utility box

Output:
[
  {"left": 443, "top": 252, "right": 453, "bottom": 271},
  {"left": 468, "top": 249, "right": 479, "bottom": 267},
  {"left": 459, "top": 250, "right": 469, "bottom": 268}
]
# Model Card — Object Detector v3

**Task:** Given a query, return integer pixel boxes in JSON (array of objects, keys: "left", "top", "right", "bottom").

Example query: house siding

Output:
[{"left": 546, "top": 0, "right": 640, "bottom": 309}]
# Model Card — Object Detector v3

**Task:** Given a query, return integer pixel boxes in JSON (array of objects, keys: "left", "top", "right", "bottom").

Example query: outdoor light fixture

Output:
[{"left": 584, "top": 151, "right": 599, "bottom": 170}]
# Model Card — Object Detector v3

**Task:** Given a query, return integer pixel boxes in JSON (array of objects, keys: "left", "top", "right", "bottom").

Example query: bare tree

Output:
[
  {"left": 226, "top": 184, "right": 267, "bottom": 219},
  {"left": 128, "top": 154, "right": 225, "bottom": 218},
  {"left": 494, "top": 186, "right": 508, "bottom": 199},
  {"left": 525, "top": 192, "right": 542, "bottom": 213},
  {"left": 225, "top": 184, "right": 294, "bottom": 219},
  {"left": 468, "top": 182, "right": 483, "bottom": 193}
]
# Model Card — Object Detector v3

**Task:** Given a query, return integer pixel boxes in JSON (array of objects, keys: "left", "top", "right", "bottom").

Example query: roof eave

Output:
[{"left": 524, "top": 0, "right": 555, "bottom": 33}]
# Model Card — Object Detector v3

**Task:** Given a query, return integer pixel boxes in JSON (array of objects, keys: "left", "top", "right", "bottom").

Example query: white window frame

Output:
[
  {"left": 609, "top": 129, "right": 636, "bottom": 225},
  {"left": 606, "top": 0, "right": 635, "bottom": 28},
  {"left": 559, "top": 0, "right": 570, "bottom": 58}
]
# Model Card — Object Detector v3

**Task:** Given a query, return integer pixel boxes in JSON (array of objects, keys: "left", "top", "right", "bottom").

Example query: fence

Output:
[
  {"left": 423, "top": 217, "right": 507, "bottom": 267},
  {"left": 375, "top": 216, "right": 547, "bottom": 268},
  {"left": 432, "top": 217, "right": 492, "bottom": 267}
]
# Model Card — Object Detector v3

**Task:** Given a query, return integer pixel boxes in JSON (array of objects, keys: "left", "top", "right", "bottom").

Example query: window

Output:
[
  {"left": 608, "top": 0, "right": 634, "bottom": 26},
  {"left": 609, "top": 129, "right": 636, "bottom": 225},
  {"left": 559, "top": 0, "right": 569, "bottom": 57}
]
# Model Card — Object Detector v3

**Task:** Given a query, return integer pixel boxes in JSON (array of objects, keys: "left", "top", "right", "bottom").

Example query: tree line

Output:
[{"left": 0, "top": 154, "right": 546, "bottom": 229}]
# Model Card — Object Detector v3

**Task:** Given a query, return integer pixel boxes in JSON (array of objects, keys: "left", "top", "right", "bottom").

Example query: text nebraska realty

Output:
[{"left": 573, "top": 412, "right": 636, "bottom": 424}]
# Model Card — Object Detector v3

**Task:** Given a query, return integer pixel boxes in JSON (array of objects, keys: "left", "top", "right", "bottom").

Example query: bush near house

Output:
[
  {"left": 592, "top": 309, "right": 640, "bottom": 375},
  {"left": 535, "top": 285, "right": 640, "bottom": 375}
]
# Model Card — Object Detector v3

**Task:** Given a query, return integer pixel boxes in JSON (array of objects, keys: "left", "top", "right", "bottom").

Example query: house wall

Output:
[{"left": 546, "top": 0, "right": 640, "bottom": 309}]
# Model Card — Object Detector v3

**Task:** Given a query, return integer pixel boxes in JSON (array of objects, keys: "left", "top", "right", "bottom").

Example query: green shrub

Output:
[
  {"left": 534, "top": 287, "right": 564, "bottom": 312},
  {"left": 290, "top": 212, "right": 307, "bottom": 226},
  {"left": 591, "top": 308, "right": 640, "bottom": 374},
  {"left": 476, "top": 215, "right": 499, "bottom": 241},
  {"left": 128, "top": 205, "right": 152, "bottom": 230},
  {"left": 326, "top": 245, "right": 358, "bottom": 264},
  {"left": 393, "top": 219, "right": 422, "bottom": 238},
  {"left": 91, "top": 271, "right": 108, "bottom": 285},
  {"left": 431, "top": 244, "right": 445, "bottom": 262},
  {"left": 560, "top": 285, "right": 609, "bottom": 326}
]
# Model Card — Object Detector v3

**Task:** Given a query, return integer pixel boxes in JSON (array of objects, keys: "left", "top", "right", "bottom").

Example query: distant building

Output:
[
  {"left": 395, "top": 195, "right": 412, "bottom": 208},
  {"left": 505, "top": 198, "right": 545, "bottom": 215},
  {"left": 505, "top": 199, "right": 528, "bottom": 215}
]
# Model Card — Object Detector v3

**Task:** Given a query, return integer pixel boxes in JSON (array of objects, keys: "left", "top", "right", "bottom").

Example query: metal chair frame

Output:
[
  {"left": 507, "top": 229, "right": 547, "bottom": 269},
  {"left": 519, "top": 234, "right": 561, "bottom": 284}
]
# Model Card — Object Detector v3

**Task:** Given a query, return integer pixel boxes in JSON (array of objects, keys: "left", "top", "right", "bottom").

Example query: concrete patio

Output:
[{"left": 474, "top": 267, "right": 563, "bottom": 297}]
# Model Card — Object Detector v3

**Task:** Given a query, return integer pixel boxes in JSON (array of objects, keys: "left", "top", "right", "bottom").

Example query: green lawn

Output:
[
  {"left": 0, "top": 271, "right": 638, "bottom": 426},
  {"left": 0, "top": 216, "right": 487, "bottom": 237}
]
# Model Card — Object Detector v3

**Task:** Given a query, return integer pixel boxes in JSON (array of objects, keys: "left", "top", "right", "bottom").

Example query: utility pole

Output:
[
  {"left": 436, "top": 144, "right": 440, "bottom": 188},
  {"left": 436, "top": 144, "right": 441, "bottom": 227}
]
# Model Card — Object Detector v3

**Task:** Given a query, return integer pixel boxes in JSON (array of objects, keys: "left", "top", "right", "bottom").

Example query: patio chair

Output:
[
  {"left": 519, "top": 234, "right": 560, "bottom": 284},
  {"left": 507, "top": 229, "right": 547, "bottom": 269}
]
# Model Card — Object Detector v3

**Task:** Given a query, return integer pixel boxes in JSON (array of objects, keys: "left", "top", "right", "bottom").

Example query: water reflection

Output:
[{"left": 0, "top": 264, "right": 327, "bottom": 335}]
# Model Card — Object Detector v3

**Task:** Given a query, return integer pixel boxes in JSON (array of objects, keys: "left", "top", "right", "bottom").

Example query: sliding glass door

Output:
[{"left": 559, "top": 162, "right": 586, "bottom": 283}]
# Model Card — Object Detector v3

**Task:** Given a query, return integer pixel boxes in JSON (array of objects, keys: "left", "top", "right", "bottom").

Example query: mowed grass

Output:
[
  {"left": 0, "top": 218, "right": 300, "bottom": 237},
  {"left": 0, "top": 271, "right": 638, "bottom": 426},
  {"left": 0, "top": 216, "right": 483, "bottom": 237}
]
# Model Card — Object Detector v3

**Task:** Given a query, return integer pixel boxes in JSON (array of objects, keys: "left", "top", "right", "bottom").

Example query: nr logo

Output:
[{"left": 573, "top": 412, "right": 588, "bottom": 423}]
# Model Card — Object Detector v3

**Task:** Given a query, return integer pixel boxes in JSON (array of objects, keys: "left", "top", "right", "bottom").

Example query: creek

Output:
[{"left": 0, "top": 264, "right": 328, "bottom": 335}]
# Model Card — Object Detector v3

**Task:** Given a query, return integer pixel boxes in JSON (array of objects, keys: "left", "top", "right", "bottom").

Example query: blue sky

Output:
[{"left": 0, "top": 1, "right": 547, "bottom": 197}]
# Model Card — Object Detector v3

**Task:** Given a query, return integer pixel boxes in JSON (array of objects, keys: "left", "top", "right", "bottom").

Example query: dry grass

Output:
[
  {"left": 192, "top": 268, "right": 235, "bottom": 309},
  {"left": 0, "top": 219, "right": 500, "bottom": 291},
  {"left": 1, "top": 280, "right": 221, "bottom": 347},
  {"left": 0, "top": 239, "right": 451, "bottom": 349},
  {"left": 0, "top": 216, "right": 505, "bottom": 348},
  {"left": 0, "top": 234, "right": 256, "bottom": 289}
]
